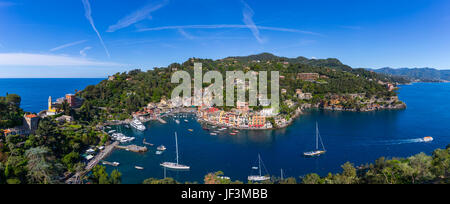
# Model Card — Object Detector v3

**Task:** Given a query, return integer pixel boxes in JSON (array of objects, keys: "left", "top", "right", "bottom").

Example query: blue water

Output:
[
  {"left": 1, "top": 79, "right": 449, "bottom": 183},
  {"left": 0, "top": 78, "right": 104, "bottom": 113}
]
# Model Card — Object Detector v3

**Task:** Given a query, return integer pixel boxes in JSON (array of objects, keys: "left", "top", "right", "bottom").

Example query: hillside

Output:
[
  {"left": 0, "top": 94, "right": 24, "bottom": 129},
  {"left": 77, "top": 53, "right": 406, "bottom": 122},
  {"left": 371, "top": 67, "right": 450, "bottom": 82}
]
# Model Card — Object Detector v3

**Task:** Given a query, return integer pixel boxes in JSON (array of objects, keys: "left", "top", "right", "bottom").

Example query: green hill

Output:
[
  {"left": 371, "top": 67, "right": 450, "bottom": 82},
  {"left": 77, "top": 53, "right": 406, "bottom": 122}
]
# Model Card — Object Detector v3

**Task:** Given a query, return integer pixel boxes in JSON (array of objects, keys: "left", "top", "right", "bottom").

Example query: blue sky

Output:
[{"left": 0, "top": 0, "right": 450, "bottom": 78}]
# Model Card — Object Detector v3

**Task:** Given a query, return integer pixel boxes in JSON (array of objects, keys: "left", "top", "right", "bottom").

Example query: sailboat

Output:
[
  {"left": 303, "top": 122, "right": 326, "bottom": 157},
  {"left": 160, "top": 132, "right": 190, "bottom": 170},
  {"left": 248, "top": 154, "right": 270, "bottom": 182}
]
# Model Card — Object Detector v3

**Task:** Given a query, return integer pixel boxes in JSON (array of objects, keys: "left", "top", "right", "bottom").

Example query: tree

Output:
[
  {"left": 25, "top": 147, "right": 60, "bottom": 184},
  {"left": 62, "top": 152, "right": 80, "bottom": 172},
  {"left": 143, "top": 177, "right": 178, "bottom": 184},
  {"left": 110, "top": 170, "right": 122, "bottom": 184},
  {"left": 302, "top": 173, "right": 322, "bottom": 184},
  {"left": 408, "top": 153, "right": 434, "bottom": 184},
  {"left": 5, "top": 94, "right": 21, "bottom": 106},
  {"left": 90, "top": 165, "right": 110, "bottom": 184}
]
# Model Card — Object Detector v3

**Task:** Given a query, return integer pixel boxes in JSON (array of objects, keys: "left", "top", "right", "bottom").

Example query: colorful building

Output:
[
  {"left": 249, "top": 115, "right": 266, "bottom": 128},
  {"left": 48, "top": 96, "right": 57, "bottom": 114}
]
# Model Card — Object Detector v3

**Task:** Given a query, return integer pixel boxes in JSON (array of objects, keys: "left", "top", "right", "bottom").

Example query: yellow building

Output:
[{"left": 48, "top": 96, "right": 57, "bottom": 113}]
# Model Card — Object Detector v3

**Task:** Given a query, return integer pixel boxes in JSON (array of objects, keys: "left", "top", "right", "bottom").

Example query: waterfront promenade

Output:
[{"left": 65, "top": 141, "right": 119, "bottom": 184}]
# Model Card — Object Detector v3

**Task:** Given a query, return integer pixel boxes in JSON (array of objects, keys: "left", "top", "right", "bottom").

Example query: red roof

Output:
[{"left": 25, "top": 114, "right": 38, "bottom": 118}]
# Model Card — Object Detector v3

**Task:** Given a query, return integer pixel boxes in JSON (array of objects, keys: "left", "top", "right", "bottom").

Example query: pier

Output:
[
  {"left": 116, "top": 145, "right": 148, "bottom": 153},
  {"left": 143, "top": 139, "right": 154, "bottom": 146},
  {"left": 157, "top": 118, "right": 167, "bottom": 124}
]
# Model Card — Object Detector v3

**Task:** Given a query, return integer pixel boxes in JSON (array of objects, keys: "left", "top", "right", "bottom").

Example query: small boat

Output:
[
  {"left": 108, "top": 130, "right": 116, "bottom": 134},
  {"left": 125, "top": 125, "right": 130, "bottom": 129},
  {"left": 303, "top": 122, "right": 326, "bottom": 157},
  {"left": 188, "top": 129, "right": 194, "bottom": 132},
  {"left": 175, "top": 120, "right": 180, "bottom": 124},
  {"left": 184, "top": 120, "right": 189, "bottom": 123},
  {"left": 248, "top": 154, "right": 270, "bottom": 182},
  {"left": 423, "top": 136, "right": 434, "bottom": 142},
  {"left": 230, "top": 133, "right": 237, "bottom": 135},
  {"left": 135, "top": 166, "right": 144, "bottom": 170},
  {"left": 102, "top": 161, "right": 120, "bottom": 167},
  {"left": 157, "top": 145, "right": 167, "bottom": 151},
  {"left": 233, "top": 130, "right": 239, "bottom": 133},
  {"left": 156, "top": 151, "right": 163, "bottom": 155},
  {"left": 210, "top": 133, "right": 218, "bottom": 136},
  {"left": 160, "top": 132, "right": 190, "bottom": 170},
  {"left": 143, "top": 139, "right": 154, "bottom": 146}
]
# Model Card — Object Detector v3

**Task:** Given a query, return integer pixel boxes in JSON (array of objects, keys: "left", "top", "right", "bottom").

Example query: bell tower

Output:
[{"left": 48, "top": 96, "right": 52, "bottom": 111}]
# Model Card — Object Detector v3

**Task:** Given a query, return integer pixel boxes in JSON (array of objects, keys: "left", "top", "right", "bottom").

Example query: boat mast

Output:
[
  {"left": 316, "top": 122, "right": 319, "bottom": 150},
  {"left": 281, "top": 169, "right": 284, "bottom": 180},
  {"left": 175, "top": 132, "right": 179, "bottom": 165},
  {"left": 258, "top": 154, "right": 262, "bottom": 177}
]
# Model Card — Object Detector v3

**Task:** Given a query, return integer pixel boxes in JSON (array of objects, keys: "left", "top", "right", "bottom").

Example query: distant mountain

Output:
[{"left": 371, "top": 67, "right": 450, "bottom": 82}]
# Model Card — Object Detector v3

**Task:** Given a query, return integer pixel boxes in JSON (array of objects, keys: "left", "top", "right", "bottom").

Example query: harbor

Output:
[{"left": 102, "top": 83, "right": 450, "bottom": 184}]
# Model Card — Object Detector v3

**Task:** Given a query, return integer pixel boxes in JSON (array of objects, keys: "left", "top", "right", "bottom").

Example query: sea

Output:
[{"left": 1, "top": 79, "right": 449, "bottom": 184}]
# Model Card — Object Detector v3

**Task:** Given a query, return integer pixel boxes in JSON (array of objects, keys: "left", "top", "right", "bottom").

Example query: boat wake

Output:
[{"left": 371, "top": 138, "right": 432, "bottom": 146}]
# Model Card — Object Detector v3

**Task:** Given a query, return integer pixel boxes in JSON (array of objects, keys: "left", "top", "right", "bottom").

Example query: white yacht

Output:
[
  {"left": 130, "top": 118, "right": 146, "bottom": 131},
  {"left": 110, "top": 133, "right": 135, "bottom": 143},
  {"left": 160, "top": 132, "right": 190, "bottom": 170},
  {"left": 248, "top": 154, "right": 270, "bottom": 182},
  {"left": 303, "top": 122, "right": 326, "bottom": 157}
]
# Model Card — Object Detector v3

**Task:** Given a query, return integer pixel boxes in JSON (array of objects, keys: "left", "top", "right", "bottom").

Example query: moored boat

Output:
[
  {"left": 130, "top": 118, "right": 146, "bottom": 131},
  {"left": 303, "top": 122, "right": 326, "bottom": 157},
  {"left": 157, "top": 145, "right": 167, "bottom": 151},
  {"left": 160, "top": 132, "right": 190, "bottom": 170},
  {"left": 248, "top": 154, "right": 270, "bottom": 182}
]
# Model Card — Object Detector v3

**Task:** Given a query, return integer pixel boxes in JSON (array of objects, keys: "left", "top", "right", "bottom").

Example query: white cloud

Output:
[
  {"left": 80, "top": 46, "right": 92, "bottom": 57},
  {"left": 137, "top": 24, "right": 321, "bottom": 36},
  {"left": 177, "top": 28, "right": 195, "bottom": 40},
  {"left": 0, "top": 53, "right": 120, "bottom": 66},
  {"left": 107, "top": 0, "right": 169, "bottom": 32},
  {"left": 241, "top": 0, "right": 263, "bottom": 43},
  {"left": 50, "top": 40, "right": 87, "bottom": 52},
  {"left": 81, "top": 0, "right": 111, "bottom": 58}
]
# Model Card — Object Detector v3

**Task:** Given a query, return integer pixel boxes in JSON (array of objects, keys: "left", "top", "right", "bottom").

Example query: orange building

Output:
[{"left": 249, "top": 115, "right": 266, "bottom": 128}]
